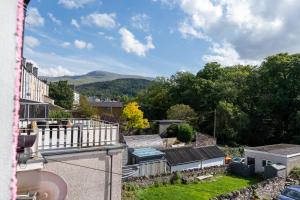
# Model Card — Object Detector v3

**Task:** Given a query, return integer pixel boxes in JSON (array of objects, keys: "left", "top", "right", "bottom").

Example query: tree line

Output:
[{"left": 137, "top": 53, "right": 300, "bottom": 146}]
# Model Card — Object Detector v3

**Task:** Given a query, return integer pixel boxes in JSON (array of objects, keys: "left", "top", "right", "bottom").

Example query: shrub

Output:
[
  {"left": 166, "top": 124, "right": 179, "bottom": 138},
  {"left": 177, "top": 123, "right": 195, "bottom": 143},
  {"left": 290, "top": 167, "right": 300, "bottom": 179},
  {"left": 171, "top": 171, "right": 182, "bottom": 184},
  {"left": 49, "top": 110, "right": 72, "bottom": 119}
]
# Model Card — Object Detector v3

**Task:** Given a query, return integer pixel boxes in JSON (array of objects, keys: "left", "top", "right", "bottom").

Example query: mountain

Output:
[
  {"left": 76, "top": 78, "right": 151, "bottom": 99},
  {"left": 41, "top": 70, "right": 153, "bottom": 85}
]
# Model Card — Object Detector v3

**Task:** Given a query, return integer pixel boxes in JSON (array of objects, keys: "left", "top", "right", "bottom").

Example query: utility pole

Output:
[{"left": 213, "top": 109, "right": 217, "bottom": 139}]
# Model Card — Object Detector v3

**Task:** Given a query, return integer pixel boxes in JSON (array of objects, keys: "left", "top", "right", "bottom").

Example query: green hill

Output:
[
  {"left": 41, "top": 70, "right": 153, "bottom": 86},
  {"left": 76, "top": 78, "right": 151, "bottom": 99}
]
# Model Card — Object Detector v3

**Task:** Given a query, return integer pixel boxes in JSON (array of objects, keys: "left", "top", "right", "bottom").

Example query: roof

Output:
[
  {"left": 245, "top": 144, "right": 300, "bottom": 156},
  {"left": 153, "top": 120, "right": 184, "bottom": 124},
  {"left": 162, "top": 146, "right": 225, "bottom": 166},
  {"left": 124, "top": 134, "right": 164, "bottom": 148},
  {"left": 131, "top": 148, "right": 165, "bottom": 158},
  {"left": 91, "top": 101, "right": 123, "bottom": 108}
]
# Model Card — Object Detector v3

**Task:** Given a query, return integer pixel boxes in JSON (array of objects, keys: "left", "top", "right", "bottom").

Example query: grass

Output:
[{"left": 134, "top": 175, "right": 260, "bottom": 200}]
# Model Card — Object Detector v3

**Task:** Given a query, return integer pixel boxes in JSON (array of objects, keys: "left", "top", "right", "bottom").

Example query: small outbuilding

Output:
[
  {"left": 244, "top": 144, "right": 300, "bottom": 175},
  {"left": 162, "top": 146, "right": 225, "bottom": 172}
]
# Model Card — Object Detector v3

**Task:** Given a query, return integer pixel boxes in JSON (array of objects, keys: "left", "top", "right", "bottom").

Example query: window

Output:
[
  {"left": 247, "top": 157, "right": 255, "bottom": 165},
  {"left": 262, "top": 160, "right": 272, "bottom": 167}
]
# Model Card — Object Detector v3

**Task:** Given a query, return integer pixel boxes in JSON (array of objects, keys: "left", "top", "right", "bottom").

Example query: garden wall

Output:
[
  {"left": 123, "top": 165, "right": 227, "bottom": 188},
  {"left": 211, "top": 177, "right": 286, "bottom": 200}
]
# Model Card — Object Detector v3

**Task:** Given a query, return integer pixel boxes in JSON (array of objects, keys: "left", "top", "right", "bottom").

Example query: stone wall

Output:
[
  {"left": 211, "top": 177, "right": 286, "bottom": 200},
  {"left": 195, "top": 133, "right": 216, "bottom": 147},
  {"left": 123, "top": 165, "right": 227, "bottom": 188}
]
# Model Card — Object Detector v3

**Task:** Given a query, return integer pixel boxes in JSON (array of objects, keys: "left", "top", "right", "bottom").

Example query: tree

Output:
[
  {"left": 122, "top": 101, "right": 150, "bottom": 131},
  {"left": 166, "top": 124, "right": 179, "bottom": 138},
  {"left": 167, "top": 104, "right": 198, "bottom": 128},
  {"left": 177, "top": 123, "right": 195, "bottom": 143},
  {"left": 49, "top": 81, "right": 74, "bottom": 109},
  {"left": 49, "top": 110, "right": 72, "bottom": 119},
  {"left": 76, "top": 95, "right": 96, "bottom": 117}
]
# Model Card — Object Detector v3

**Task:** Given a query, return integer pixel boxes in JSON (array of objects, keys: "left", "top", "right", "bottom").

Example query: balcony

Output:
[{"left": 19, "top": 118, "right": 120, "bottom": 155}]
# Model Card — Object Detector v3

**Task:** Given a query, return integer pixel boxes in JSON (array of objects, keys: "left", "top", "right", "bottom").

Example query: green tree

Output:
[
  {"left": 49, "top": 81, "right": 74, "bottom": 109},
  {"left": 177, "top": 123, "right": 195, "bottom": 143},
  {"left": 76, "top": 95, "right": 96, "bottom": 117},
  {"left": 167, "top": 104, "right": 198, "bottom": 128}
]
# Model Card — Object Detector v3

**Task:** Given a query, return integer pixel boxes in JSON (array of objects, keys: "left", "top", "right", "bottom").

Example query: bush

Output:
[
  {"left": 290, "top": 167, "right": 300, "bottom": 179},
  {"left": 166, "top": 124, "right": 179, "bottom": 138},
  {"left": 49, "top": 110, "right": 72, "bottom": 119},
  {"left": 171, "top": 171, "right": 182, "bottom": 184},
  {"left": 177, "top": 123, "right": 195, "bottom": 143}
]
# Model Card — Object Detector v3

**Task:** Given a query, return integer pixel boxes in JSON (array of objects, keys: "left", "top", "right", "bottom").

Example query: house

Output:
[
  {"left": 90, "top": 100, "right": 123, "bottom": 122},
  {"left": 162, "top": 146, "right": 225, "bottom": 172},
  {"left": 244, "top": 144, "right": 300, "bottom": 174},
  {"left": 153, "top": 120, "right": 184, "bottom": 136},
  {"left": 73, "top": 91, "right": 80, "bottom": 106}
]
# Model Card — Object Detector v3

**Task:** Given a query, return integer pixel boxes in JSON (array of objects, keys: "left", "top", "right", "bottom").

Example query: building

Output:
[
  {"left": 90, "top": 100, "right": 123, "bottom": 122},
  {"left": 73, "top": 91, "right": 80, "bottom": 106},
  {"left": 162, "top": 146, "right": 225, "bottom": 172},
  {"left": 244, "top": 144, "right": 300, "bottom": 174},
  {"left": 17, "top": 118, "right": 124, "bottom": 200},
  {"left": 20, "top": 59, "right": 50, "bottom": 103}
]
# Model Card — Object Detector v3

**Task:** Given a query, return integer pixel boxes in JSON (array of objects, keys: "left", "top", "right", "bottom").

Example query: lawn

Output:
[{"left": 134, "top": 175, "right": 259, "bottom": 200}]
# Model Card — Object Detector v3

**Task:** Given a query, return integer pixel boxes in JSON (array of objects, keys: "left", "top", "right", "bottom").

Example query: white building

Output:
[
  {"left": 73, "top": 91, "right": 80, "bottom": 106},
  {"left": 162, "top": 146, "right": 225, "bottom": 172},
  {"left": 244, "top": 144, "right": 300, "bottom": 174}
]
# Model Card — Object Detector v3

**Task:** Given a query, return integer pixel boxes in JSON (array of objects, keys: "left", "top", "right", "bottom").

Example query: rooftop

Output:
[
  {"left": 131, "top": 147, "right": 165, "bottom": 158},
  {"left": 123, "top": 134, "right": 163, "bottom": 149},
  {"left": 161, "top": 146, "right": 225, "bottom": 166},
  {"left": 245, "top": 144, "right": 300, "bottom": 156}
]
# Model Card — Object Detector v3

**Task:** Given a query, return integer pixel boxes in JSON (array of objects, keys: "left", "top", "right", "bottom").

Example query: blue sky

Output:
[{"left": 24, "top": 0, "right": 300, "bottom": 77}]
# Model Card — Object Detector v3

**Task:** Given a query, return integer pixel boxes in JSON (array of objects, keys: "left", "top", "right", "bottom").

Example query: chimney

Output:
[{"left": 32, "top": 67, "right": 38, "bottom": 77}]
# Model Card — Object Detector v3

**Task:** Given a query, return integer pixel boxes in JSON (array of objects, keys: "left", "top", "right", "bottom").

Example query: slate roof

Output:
[
  {"left": 245, "top": 144, "right": 300, "bottom": 156},
  {"left": 161, "top": 146, "right": 225, "bottom": 166},
  {"left": 124, "top": 134, "right": 164, "bottom": 149},
  {"left": 90, "top": 101, "right": 123, "bottom": 108}
]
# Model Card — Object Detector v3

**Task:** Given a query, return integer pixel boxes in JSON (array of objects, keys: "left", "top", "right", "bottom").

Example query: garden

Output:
[{"left": 123, "top": 174, "right": 260, "bottom": 200}]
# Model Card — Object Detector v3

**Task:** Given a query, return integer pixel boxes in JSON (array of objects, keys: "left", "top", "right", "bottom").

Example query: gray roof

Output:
[
  {"left": 124, "top": 134, "right": 164, "bottom": 149},
  {"left": 246, "top": 144, "right": 300, "bottom": 156},
  {"left": 162, "top": 146, "right": 225, "bottom": 166},
  {"left": 90, "top": 101, "right": 123, "bottom": 108}
]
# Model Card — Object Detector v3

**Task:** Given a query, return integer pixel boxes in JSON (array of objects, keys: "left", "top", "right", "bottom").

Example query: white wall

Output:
[
  {"left": 244, "top": 150, "right": 288, "bottom": 173},
  {"left": 170, "top": 161, "right": 202, "bottom": 172},
  {"left": 0, "top": 0, "right": 18, "bottom": 199},
  {"left": 202, "top": 157, "right": 224, "bottom": 168}
]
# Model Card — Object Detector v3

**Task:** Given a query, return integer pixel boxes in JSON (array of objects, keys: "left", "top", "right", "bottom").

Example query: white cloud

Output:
[
  {"left": 119, "top": 27, "right": 155, "bottom": 56},
  {"left": 176, "top": 0, "right": 300, "bottom": 63},
  {"left": 131, "top": 13, "right": 150, "bottom": 32},
  {"left": 62, "top": 42, "right": 71, "bottom": 48},
  {"left": 74, "top": 40, "right": 93, "bottom": 49},
  {"left": 104, "top": 36, "right": 114, "bottom": 41},
  {"left": 58, "top": 0, "right": 94, "bottom": 9},
  {"left": 48, "top": 13, "right": 62, "bottom": 25},
  {"left": 71, "top": 19, "right": 80, "bottom": 29},
  {"left": 81, "top": 13, "right": 117, "bottom": 29},
  {"left": 26, "top": 8, "right": 44, "bottom": 27},
  {"left": 202, "top": 41, "right": 259, "bottom": 66},
  {"left": 39, "top": 66, "right": 75, "bottom": 77},
  {"left": 24, "top": 36, "right": 40, "bottom": 48}
]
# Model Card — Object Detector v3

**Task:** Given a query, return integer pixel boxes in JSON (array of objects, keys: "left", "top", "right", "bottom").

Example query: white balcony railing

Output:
[{"left": 19, "top": 119, "right": 119, "bottom": 152}]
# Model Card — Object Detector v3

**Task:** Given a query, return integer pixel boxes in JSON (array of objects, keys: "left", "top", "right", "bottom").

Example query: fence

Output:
[{"left": 19, "top": 118, "right": 119, "bottom": 151}]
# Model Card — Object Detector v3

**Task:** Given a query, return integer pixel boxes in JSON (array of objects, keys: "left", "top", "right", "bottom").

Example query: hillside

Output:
[
  {"left": 41, "top": 70, "right": 153, "bottom": 85},
  {"left": 76, "top": 78, "right": 151, "bottom": 99}
]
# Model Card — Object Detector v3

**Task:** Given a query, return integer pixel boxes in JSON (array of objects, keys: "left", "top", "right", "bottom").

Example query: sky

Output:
[{"left": 24, "top": 0, "right": 300, "bottom": 77}]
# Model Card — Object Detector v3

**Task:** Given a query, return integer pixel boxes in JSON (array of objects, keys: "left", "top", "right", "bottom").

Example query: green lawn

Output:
[{"left": 135, "top": 175, "right": 259, "bottom": 200}]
